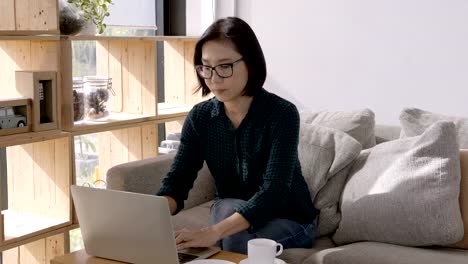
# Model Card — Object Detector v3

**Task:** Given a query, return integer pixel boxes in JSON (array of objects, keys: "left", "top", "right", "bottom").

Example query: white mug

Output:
[{"left": 247, "top": 238, "right": 283, "bottom": 264}]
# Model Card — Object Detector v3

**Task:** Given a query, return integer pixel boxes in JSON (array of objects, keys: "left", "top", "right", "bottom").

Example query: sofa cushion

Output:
[
  {"left": 298, "top": 123, "right": 362, "bottom": 237},
  {"left": 399, "top": 107, "right": 468, "bottom": 148},
  {"left": 303, "top": 241, "right": 468, "bottom": 264},
  {"left": 280, "top": 237, "right": 336, "bottom": 264},
  {"left": 300, "top": 108, "right": 376, "bottom": 149},
  {"left": 172, "top": 201, "right": 213, "bottom": 230},
  {"left": 333, "top": 121, "right": 464, "bottom": 246}
]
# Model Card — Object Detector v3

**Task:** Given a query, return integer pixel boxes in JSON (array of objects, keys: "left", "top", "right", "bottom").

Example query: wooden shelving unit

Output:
[{"left": 0, "top": 0, "right": 204, "bottom": 262}]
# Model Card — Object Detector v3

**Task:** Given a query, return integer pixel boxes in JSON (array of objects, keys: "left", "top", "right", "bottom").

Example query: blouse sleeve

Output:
[{"left": 156, "top": 108, "right": 204, "bottom": 214}]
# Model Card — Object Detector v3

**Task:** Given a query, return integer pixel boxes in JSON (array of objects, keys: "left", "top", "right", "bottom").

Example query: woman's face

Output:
[{"left": 201, "top": 39, "right": 249, "bottom": 103}]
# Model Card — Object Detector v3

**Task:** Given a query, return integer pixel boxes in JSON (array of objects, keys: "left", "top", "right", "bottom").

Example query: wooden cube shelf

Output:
[
  {"left": 16, "top": 71, "right": 58, "bottom": 132},
  {"left": 0, "top": 136, "right": 72, "bottom": 247},
  {"left": 72, "top": 124, "right": 158, "bottom": 191},
  {"left": 0, "top": 98, "right": 32, "bottom": 136},
  {"left": 60, "top": 37, "right": 202, "bottom": 133}
]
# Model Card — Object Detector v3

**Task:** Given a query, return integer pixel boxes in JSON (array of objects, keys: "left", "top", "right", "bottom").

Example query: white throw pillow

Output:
[
  {"left": 400, "top": 107, "right": 468, "bottom": 148},
  {"left": 333, "top": 121, "right": 464, "bottom": 246},
  {"left": 300, "top": 108, "right": 376, "bottom": 149},
  {"left": 298, "top": 123, "right": 361, "bottom": 237}
]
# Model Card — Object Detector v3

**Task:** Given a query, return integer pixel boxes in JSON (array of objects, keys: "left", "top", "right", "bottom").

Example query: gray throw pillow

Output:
[
  {"left": 300, "top": 108, "right": 376, "bottom": 149},
  {"left": 400, "top": 107, "right": 468, "bottom": 148},
  {"left": 298, "top": 123, "right": 362, "bottom": 237},
  {"left": 333, "top": 121, "right": 464, "bottom": 246}
]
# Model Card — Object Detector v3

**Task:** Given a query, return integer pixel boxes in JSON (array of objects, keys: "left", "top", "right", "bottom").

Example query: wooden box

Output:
[
  {"left": 15, "top": 71, "right": 58, "bottom": 131},
  {"left": 0, "top": 98, "right": 32, "bottom": 136}
]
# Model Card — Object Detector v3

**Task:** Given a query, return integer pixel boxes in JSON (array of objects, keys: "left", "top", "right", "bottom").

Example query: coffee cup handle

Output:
[{"left": 276, "top": 243, "right": 283, "bottom": 256}]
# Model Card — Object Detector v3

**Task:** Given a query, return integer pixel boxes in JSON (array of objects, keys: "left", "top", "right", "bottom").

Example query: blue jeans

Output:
[{"left": 210, "top": 198, "right": 317, "bottom": 254}]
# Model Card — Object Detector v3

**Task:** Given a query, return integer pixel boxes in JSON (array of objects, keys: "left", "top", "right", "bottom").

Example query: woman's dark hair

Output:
[{"left": 194, "top": 17, "right": 267, "bottom": 96}]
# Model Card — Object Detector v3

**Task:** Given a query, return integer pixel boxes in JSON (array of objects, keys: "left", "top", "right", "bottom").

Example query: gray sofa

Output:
[{"left": 106, "top": 125, "right": 468, "bottom": 264}]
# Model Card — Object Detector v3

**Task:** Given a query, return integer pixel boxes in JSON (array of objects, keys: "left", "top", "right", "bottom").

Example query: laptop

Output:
[{"left": 70, "top": 185, "right": 220, "bottom": 264}]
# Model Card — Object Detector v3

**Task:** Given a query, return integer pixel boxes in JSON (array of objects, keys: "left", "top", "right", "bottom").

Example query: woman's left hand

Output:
[{"left": 175, "top": 227, "right": 220, "bottom": 250}]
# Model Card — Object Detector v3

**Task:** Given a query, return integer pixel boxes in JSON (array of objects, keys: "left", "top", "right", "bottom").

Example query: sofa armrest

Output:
[
  {"left": 106, "top": 153, "right": 216, "bottom": 210},
  {"left": 456, "top": 149, "right": 468, "bottom": 248}
]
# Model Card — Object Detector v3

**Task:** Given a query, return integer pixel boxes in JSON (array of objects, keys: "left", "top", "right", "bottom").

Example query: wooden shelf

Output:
[
  {"left": 0, "top": 223, "right": 79, "bottom": 252},
  {"left": 0, "top": 35, "right": 60, "bottom": 40},
  {"left": 0, "top": 0, "right": 201, "bottom": 259},
  {"left": 2, "top": 210, "right": 69, "bottom": 243},
  {"left": 0, "top": 130, "right": 69, "bottom": 148},
  {"left": 63, "top": 35, "right": 199, "bottom": 42},
  {"left": 68, "top": 104, "right": 191, "bottom": 136}
]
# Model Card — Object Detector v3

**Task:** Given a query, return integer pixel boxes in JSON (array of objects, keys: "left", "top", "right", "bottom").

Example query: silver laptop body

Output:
[{"left": 71, "top": 185, "right": 220, "bottom": 264}]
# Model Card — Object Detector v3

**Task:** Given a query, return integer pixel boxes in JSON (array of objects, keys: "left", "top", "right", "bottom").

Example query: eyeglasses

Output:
[{"left": 195, "top": 58, "right": 243, "bottom": 79}]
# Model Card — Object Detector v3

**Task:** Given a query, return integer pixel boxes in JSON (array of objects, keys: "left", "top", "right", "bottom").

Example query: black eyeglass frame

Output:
[{"left": 195, "top": 58, "right": 244, "bottom": 79}]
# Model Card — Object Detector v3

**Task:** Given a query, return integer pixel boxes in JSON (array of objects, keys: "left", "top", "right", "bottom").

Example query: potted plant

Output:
[{"left": 67, "top": 0, "right": 113, "bottom": 34}]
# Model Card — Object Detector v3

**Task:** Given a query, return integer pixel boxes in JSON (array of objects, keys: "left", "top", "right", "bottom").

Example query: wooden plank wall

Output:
[
  {"left": 0, "top": 40, "right": 59, "bottom": 99},
  {"left": 96, "top": 40, "right": 157, "bottom": 116},
  {"left": 14, "top": 0, "right": 59, "bottom": 32},
  {"left": 6, "top": 137, "right": 71, "bottom": 221},
  {"left": 164, "top": 40, "right": 201, "bottom": 135},
  {"left": 0, "top": 0, "right": 16, "bottom": 31},
  {"left": 2, "top": 233, "right": 65, "bottom": 264},
  {"left": 0, "top": 40, "right": 61, "bottom": 132},
  {"left": 164, "top": 40, "right": 201, "bottom": 105},
  {"left": 97, "top": 125, "right": 158, "bottom": 181}
]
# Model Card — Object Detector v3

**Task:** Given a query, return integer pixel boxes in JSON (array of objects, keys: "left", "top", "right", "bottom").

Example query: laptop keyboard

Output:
[{"left": 178, "top": 252, "right": 198, "bottom": 263}]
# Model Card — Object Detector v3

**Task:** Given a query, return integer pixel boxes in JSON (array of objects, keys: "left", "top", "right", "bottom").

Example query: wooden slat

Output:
[
  {"left": 60, "top": 39, "right": 74, "bottom": 131},
  {"left": 0, "top": 0, "right": 15, "bottom": 31},
  {"left": 142, "top": 41, "right": 157, "bottom": 116},
  {"left": 31, "top": 40, "right": 59, "bottom": 71},
  {"left": 98, "top": 132, "right": 111, "bottom": 184},
  {"left": 2, "top": 247, "right": 19, "bottom": 264},
  {"left": 128, "top": 126, "right": 142, "bottom": 162},
  {"left": 108, "top": 40, "right": 123, "bottom": 113},
  {"left": 15, "top": 40, "right": 31, "bottom": 70},
  {"left": 46, "top": 234, "right": 65, "bottom": 264},
  {"left": 33, "top": 140, "right": 55, "bottom": 216},
  {"left": 109, "top": 130, "right": 124, "bottom": 168},
  {"left": 96, "top": 40, "right": 109, "bottom": 76},
  {"left": 8, "top": 143, "right": 34, "bottom": 213},
  {"left": 121, "top": 41, "right": 130, "bottom": 114},
  {"left": 54, "top": 137, "right": 71, "bottom": 220},
  {"left": 19, "top": 238, "right": 46, "bottom": 264},
  {"left": 142, "top": 124, "right": 157, "bottom": 159},
  {"left": 164, "top": 41, "right": 186, "bottom": 104},
  {"left": 127, "top": 41, "right": 144, "bottom": 114},
  {"left": 15, "top": 0, "right": 59, "bottom": 32},
  {"left": 184, "top": 40, "right": 202, "bottom": 105},
  {"left": 0, "top": 41, "right": 19, "bottom": 98}
]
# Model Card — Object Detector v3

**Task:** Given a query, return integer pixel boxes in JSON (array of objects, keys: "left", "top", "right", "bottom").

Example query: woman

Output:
[{"left": 157, "top": 17, "right": 318, "bottom": 254}]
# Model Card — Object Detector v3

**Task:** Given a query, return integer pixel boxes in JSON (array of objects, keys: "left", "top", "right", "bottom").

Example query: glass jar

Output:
[
  {"left": 83, "top": 76, "right": 113, "bottom": 120},
  {"left": 72, "top": 77, "right": 85, "bottom": 121}
]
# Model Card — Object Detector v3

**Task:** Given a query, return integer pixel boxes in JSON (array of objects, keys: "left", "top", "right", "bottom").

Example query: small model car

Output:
[{"left": 0, "top": 106, "right": 26, "bottom": 129}]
